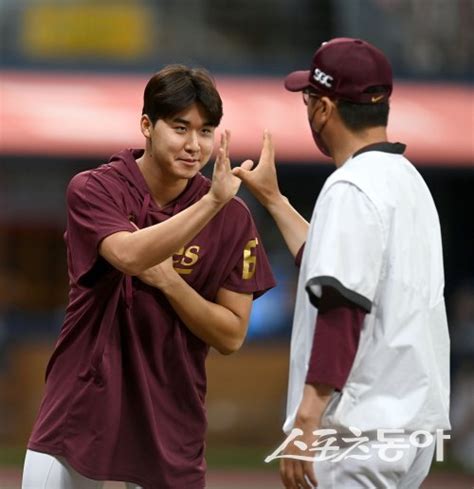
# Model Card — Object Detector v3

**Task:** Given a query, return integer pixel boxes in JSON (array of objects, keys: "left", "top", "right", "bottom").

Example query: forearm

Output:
[
  {"left": 104, "top": 194, "right": 223, "bottom": 275},
  {"left": 160, "top": 276, "right": 249, "bottom": 355},
  {"left": 266, "top": 195, "right": 309, "bottom": 258},
  {"left": 295, "top": 383, "right": 334, "bottom": 429}
]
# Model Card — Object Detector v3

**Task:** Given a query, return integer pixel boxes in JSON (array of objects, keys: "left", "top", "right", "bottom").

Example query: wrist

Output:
[
  {"left": 158, "top": 272, "right": 182, "bottom": 295},
  {"left": 266, "top": 193, "right": 289, "bottom": 213},
  {"left": 202, "top": 192, "right": 227, "bottom": 210},
  {"left": 294, "top": 383, "right": 333, "bottom": 427},
  {"left": 295, "top": 407, "right": 321, "bottom": 427}
]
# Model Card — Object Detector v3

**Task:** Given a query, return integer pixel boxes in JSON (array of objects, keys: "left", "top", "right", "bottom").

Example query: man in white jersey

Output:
[{"left": 234, "top": 38, "right": 450, "bottom": 489}]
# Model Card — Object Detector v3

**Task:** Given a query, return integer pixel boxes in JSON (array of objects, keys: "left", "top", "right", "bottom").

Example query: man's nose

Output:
[{"left": 185, "top": 132, "right": 200, "bottom": 152}]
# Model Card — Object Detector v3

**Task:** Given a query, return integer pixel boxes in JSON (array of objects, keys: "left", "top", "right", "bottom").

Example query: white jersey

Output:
[{"left": 284, "top": 144, "right": 451, "bottom": 435}]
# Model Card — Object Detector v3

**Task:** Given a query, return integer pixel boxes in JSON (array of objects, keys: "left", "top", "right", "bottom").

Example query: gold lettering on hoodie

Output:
[
  {"left": 242, "top": 238, "right": 258, "bottom": 280},
  {"left": 173, "top": 245, "right": 201, "bottom": 275}
]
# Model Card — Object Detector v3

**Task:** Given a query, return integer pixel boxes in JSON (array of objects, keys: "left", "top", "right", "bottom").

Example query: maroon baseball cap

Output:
[{"left": 285, "top": 37, "right": 393, "bottom": 104}]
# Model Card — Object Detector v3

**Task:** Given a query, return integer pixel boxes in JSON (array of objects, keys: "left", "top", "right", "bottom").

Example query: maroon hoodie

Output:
[{"left": 28, "top": 149, "right": 275, "bottom": 489}]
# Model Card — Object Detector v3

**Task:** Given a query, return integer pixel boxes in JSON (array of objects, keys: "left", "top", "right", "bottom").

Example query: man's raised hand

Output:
[
  {"left": 209, "top": 130, "right": 254, "bottom": 205},
  {"left": 232, "top": 130, "right": 282, "bottom": 208}
]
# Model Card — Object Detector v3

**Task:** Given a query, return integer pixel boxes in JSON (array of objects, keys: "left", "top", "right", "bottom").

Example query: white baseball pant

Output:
[
  {"left": 313, "top": 434, "right": 436, "bottom": 489},
  {"left": 22, "top": 450, "right": 143, "bottom": 489}
]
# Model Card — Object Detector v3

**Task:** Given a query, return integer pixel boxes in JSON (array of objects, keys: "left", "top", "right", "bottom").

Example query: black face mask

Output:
[
  {"left": 311, "top": 127, "right": 331, "bottom": 157},
  {"left": 308, "top": 102, "right": 331, "bottom": 157}
]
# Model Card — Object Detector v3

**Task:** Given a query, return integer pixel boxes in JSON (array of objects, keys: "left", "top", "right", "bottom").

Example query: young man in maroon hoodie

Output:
[{"left": 22, "top": 65, "right": 275, "bottom": 489}]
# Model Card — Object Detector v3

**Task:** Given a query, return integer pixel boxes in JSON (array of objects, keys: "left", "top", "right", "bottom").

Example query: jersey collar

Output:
[{"left": 353, "top": 142, "right": 406, "bottom": 158}]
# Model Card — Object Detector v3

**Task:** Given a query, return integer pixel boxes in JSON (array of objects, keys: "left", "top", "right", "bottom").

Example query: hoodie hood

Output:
[{"left": 107, "top": 148, "right": 211, "bottom": 220}]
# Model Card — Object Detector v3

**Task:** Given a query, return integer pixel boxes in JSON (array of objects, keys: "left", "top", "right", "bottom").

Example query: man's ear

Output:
[
  {"left": 140, "top": 114, "right": 153, "bottom": 139},
  {"left": 319, "top": 96, "right": 335, "bottom": 118}
]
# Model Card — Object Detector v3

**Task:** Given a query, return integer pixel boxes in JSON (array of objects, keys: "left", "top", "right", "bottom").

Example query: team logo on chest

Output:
[{"left": 173, "top": 245, "right": 200, "bottom": 275}]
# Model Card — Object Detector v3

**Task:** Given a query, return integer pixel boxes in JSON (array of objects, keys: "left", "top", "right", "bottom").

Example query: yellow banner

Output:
[{"left": 21, "top": 4, "right": 153, "bottom": 59}]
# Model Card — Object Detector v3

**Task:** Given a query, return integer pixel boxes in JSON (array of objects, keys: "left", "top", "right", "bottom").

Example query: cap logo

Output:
[
  {"left": 313, "top": 68, "right": 333, "bottom": 88},
  {"left": 371, "top": 94, "right": 385, "bottom": 103}
]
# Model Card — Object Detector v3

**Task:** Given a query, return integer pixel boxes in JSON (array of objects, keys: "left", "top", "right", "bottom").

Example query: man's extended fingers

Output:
[
  {"left": 219, "top": 132, "right": 225, "bottom": 153},
  {"left": 217, "top": 147, "right": 226, "bottom": 168},
  {"left": 219, "top": 130, "right": 230, "bottom": 159},
  {"left": 280, "top": 458, "right": 292, "bottom": 488},
  {"left": 216, "top": 131, "right": 231, "bottom": 171},
  {"left": 303, "top": 461, "right": 318, "bottom": 487},
  {"left": 223, "top": 129, "right": 231, "bottom": 159},
  {"left": 263, "top": 129, "right": 272, "bottom": 145},
  {"left": 213, "top": 147, "right": 225, "bottom": 180},
  {"left": 280, "top": 458, "right": 317, "bottom": 489},
  {"left": 268, "top": 131, "right": 275, "bottom": 159},
  {"left": 260, "top": 130, "right": 275, "bottom": 164},
  {"left": 293, "top": 460, "right": 311, "bottom": 489}
]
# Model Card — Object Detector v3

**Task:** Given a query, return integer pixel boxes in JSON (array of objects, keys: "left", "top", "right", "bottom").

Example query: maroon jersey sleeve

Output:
[
  {"left": 220, "top": 199, "right": 276, "bottom": 298},
  {"left": 66, "top": 171, "right": 136, "bottom": 282},
  {"left": 305, "top": 286, "right": 365, "bottom": 390}
]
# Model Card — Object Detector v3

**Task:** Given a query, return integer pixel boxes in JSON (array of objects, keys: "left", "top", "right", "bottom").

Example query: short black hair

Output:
[
  {"left": 336, "top": 86, "right": 390, "bottom": 131},
  {"left": 142, "top": 65, "right": 223, "bottom": 127}
]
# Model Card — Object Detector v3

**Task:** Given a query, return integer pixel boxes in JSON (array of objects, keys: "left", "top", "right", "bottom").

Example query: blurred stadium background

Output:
[{"left": 0, "top": 0, "right": 473, "bottom": 487}]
